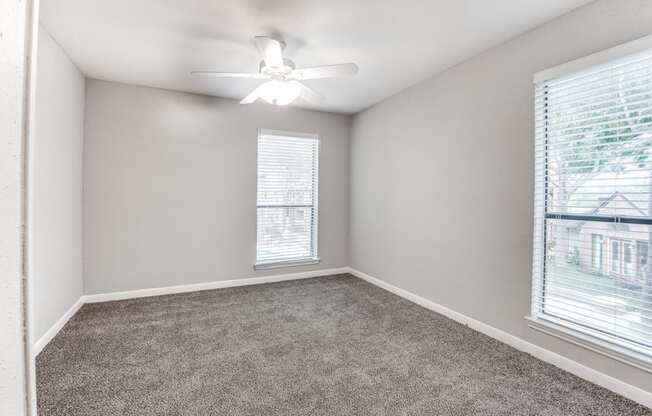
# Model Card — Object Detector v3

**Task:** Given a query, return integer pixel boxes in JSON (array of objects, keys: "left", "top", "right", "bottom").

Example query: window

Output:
[
  {"left": 591, "top": 234, "right": 603, "bottom": 271},
  {"left": 610, "top": 240, "right": 621, "bottom": 274},
  {"left": 255, "top": 129, "right": 319, "bottom": 268},
  {"left": 530, "top": 37, "right": 652, "bottom": 369},
  {"left": 624, "top": 241, "right": 635, "bottom": 276}
]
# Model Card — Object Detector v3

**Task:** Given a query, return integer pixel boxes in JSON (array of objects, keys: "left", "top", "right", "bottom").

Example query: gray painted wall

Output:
[
  {"left": 83, "top": 80, "right": 350, "bottom": 294},
  {"left": 350, "top": 0, "right": 652, "bottom": 393},
  {"left": 32, "top": 26, "right": 85, "bottom": 342}
]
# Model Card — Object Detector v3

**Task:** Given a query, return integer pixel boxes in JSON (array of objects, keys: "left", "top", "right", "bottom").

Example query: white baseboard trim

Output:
[
  {"left": 347, "top": 267, "right": 652, "bottom": 409},
  {"left": 36, "top": 266, "right": 650, "bottom": 408},
  {"left": 33, "top": 296, "right": 84, "bottom": 356},
  {"left": 83, "top": 267, "right": 350, "bottom": 303},
  {"left": 34, "top": 267, "right": 349, "bottom": 354}
]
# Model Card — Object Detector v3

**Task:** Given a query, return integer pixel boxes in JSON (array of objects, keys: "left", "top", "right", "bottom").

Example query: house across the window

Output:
[{"left": 562, "top": 192, "right": 647, "bottom": 284}]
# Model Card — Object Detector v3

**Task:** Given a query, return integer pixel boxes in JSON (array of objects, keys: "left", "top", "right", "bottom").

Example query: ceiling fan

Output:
[{"left": 191, "top": 36, "right": 358, "bottom": 106}]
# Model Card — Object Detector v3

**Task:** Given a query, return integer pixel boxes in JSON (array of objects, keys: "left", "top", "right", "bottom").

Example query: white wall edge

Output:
[
  {"left": 347, "top": 267, "right": 652, "bottom": 409},
  {"left": 33, "top": 296, "right": 84, "bottom": 357},
  {"left": 83, "top": 267, "right": 350, "bottom": 303}
]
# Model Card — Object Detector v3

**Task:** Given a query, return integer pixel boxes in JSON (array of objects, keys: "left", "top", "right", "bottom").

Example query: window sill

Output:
[
  {"left": 254, "top": 258, "right": 320, "bottom": 270},
  {"left": 525, "top": 315, "right": 652, "bottom": 373}
]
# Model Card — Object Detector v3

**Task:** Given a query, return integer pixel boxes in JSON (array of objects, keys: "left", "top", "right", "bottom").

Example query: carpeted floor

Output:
[{"left": 37, "top": 274, "right": 652, "bottom": 415}]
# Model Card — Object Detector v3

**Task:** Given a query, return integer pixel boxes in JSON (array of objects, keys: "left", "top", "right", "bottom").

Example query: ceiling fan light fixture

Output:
[{"left": 259, "top": 80, "right": 301, "bottom": 106}]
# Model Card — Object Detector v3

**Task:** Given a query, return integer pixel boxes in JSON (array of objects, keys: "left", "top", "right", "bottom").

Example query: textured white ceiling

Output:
[{"left": 40, "top": 0, "right": 594, "bottom": 114}]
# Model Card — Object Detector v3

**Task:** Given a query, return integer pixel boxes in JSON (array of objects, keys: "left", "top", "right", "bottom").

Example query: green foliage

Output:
[{"left": 546, "top": 74, "right": 652, "bottom": 206}]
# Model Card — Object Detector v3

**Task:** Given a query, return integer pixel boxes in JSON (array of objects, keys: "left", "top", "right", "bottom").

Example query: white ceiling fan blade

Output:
[
  {"left": 240, "top": 83, "right": 267, "bottom": 104},
  {"left": 254, "top": 36, "right": 284, "bottom": 68},
  {"left": 292, "top": 63, "right": 358, "bottom": 80},
  {"left": 191, "top": 71, "right": 269, "bottom": 79},
  {"left": 292, "top": 81, "right": 324, "bottom": 104}
]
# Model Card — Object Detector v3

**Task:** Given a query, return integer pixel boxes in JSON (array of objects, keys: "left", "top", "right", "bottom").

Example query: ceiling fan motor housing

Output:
[{"left": 260, "top": 58, "right": 296, "bottom": 78}]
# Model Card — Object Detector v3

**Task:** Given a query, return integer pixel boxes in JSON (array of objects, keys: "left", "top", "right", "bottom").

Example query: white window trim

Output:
[
  {"left": 528, "top": 35, "right": 652, "bottom": 373},
  {"left": 254, "top": 128, "right": 320, "bottom": 269},
  {"left": 526, "top": 316, "right": 652, "bottom": 373},
  {"left": 258, "top": 128, "right": 319, "bottom": 141},
  {"left": 254, "top": 258, "right": 320, "bottom": 270},
  {"left": 533, "top": 35, "right": 652, "bottom": 84}
]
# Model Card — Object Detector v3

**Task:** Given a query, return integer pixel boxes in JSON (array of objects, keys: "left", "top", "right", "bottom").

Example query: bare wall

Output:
[
  {"left": 83, "top": 80, "right": 350, "bottom": 295},
  {"left": 349, "top": 0, "right": 652, "bottom": 393},
  {"left": 32, "top": 26, "right": 85, "bottom": 342}
]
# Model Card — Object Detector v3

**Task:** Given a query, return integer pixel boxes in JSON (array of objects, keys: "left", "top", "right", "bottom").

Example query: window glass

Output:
[
  {"left": 534, "top": 49, "right": 652, "bottom": 354},
  {"left": 256, "top": 130, "right": 319, "bottom": 265}
]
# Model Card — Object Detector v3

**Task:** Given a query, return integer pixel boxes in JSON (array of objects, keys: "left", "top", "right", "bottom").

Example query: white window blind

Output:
[
  {"left": 255, "top": 129, "right": 319, "bottom": 267},
  {"left": 532, "top": 42, "right": 652, "bottom": 364}
]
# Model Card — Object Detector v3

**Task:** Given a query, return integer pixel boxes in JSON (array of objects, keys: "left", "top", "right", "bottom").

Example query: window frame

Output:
[
  {"left": 528, "top": 35, "right": 652, "bottom": 373},
  {"left": 254, "top": 128, "right": 320, "bottom": 270}
]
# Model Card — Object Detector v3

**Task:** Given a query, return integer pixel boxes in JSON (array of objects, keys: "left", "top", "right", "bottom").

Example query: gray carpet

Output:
[{"left": 37, "top": 274, "right": 651, "bottom": 415}]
